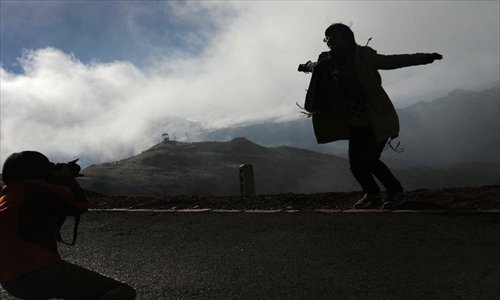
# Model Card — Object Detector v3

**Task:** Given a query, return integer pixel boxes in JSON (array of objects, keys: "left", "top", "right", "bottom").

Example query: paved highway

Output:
[{"left": 2, "top": 211, "right": 499, "bottom": 299}]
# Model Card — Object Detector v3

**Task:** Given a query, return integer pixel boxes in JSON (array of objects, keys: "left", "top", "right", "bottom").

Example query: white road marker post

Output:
[{"left": 239, "top": 164, "right": 256, "bottom": 197}]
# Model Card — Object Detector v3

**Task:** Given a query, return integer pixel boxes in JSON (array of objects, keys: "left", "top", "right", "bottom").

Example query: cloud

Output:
[
  {"left": 1, "top": 48, "right": 148, "bottom": 165},
  {"left": 1, "top": 1, "right": 499, "bottom": 167}
]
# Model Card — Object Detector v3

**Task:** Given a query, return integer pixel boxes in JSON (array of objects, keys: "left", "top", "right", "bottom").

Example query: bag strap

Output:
[
  {"left": 384, "top": 138, "right": 405, "bottom": 153},
  {"left": 57, "top": 215, "right": 81, "bottom": 246}
]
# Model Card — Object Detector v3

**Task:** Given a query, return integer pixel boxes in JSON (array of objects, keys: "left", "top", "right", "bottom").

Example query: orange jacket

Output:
[{"left": 0, "top": 180, "right": 89, "bottom": 283}]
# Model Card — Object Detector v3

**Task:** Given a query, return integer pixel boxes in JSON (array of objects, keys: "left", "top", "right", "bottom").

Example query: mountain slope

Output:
[
  {"left": 79, "top": 138, "right": 499, "bottom": 196},
  {"left": 79, "top": 138, "right": 355, "bottom": 196},
  {"left": 198, "top": 86, "right": 500, "bottom": 167},
  {"left": 395, "top": 87, "right": 499, "bottom": 165}
]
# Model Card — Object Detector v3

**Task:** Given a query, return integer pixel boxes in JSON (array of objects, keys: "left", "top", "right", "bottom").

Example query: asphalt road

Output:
[{"left": 2, "top": 211, "right": 499, "bottom": 299}]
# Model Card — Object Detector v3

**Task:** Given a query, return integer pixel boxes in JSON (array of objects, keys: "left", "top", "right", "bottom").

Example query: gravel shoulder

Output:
[{"left": 88, "top": 185, "right": 500, "bottom": 211}]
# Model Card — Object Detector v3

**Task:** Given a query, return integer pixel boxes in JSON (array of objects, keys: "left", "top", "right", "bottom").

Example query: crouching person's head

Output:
[{"left": 2, "top": 151, "right": 52, "bottom": 184}]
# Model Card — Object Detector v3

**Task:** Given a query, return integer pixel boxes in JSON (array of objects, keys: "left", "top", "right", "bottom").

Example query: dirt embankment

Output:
[{"left": 87, "top": 185, "right": 500, "bottom": 211}]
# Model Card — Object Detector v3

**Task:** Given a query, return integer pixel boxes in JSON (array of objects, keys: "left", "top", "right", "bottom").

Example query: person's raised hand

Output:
[{"left": 431, "top": 53, "right": 443, "bottom": 61}]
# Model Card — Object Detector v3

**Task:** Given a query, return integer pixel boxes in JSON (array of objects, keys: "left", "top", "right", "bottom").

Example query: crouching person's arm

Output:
[{"left": 23, "top": 179, "right": 89, "bottom": 215}]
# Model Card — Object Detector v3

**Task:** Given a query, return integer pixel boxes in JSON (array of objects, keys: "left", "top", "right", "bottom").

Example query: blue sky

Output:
[
  {"left": 1, "top": 1, "right": 499, "bottom": 166},
  {"left": 1, "top": 1, "right": 235, "bottom": 73}
]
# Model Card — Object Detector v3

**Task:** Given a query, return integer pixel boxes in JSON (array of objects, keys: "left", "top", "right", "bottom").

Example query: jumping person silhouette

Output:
[{"left": 299, "top": 23, "right": 442, "bottom": 209}]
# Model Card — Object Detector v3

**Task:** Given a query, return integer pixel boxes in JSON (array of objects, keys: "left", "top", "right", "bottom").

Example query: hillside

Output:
[
  {"left": 198, "top": 86, "right": 500, "bottom": 167},
  {"left": 396, "top": 87, "right": 500, "bottom": 165},
  {"left": 79, "top": 138, "right": 355, "bottom": 196},
  {"left": 79, "top": 138, "right": 499, "bottom": 196}
]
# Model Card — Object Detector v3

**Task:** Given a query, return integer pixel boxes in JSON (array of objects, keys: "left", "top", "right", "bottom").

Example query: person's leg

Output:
[
  {"left": 365, "top": 131, "right": 404, "bottom": 194},
  {"left": 55, "top": 260, "right": 136, "bottom": 300},
  {"left": 371, "top": 161, "right": 404, "bottom": 194},
  {"left": 348, "top": 126, "right": 381, "bottom": 195},
  {"left": 361, "top": 128, "right": 407, "bottom": 208},
  {"left": 2, "top": 260, "right": 136, "bottom": 300},
  {"left": 2, "top": 264, "right": 56, "bottom": 300}
]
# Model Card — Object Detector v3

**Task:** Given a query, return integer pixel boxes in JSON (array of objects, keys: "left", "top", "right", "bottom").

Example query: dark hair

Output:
[
  {"left": 2, "top": 151, "right": 52, "bottom": 183},
  {"left": 325, "top": 23, "right": 356, "bottom": 47}
]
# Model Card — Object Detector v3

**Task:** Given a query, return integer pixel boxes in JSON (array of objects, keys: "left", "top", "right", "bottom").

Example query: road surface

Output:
[{"left": 2, "top": 211, "right": 499, "bottom": 299}]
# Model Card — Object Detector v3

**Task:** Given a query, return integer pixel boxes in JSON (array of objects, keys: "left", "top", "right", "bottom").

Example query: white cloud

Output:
[
  {"left": 1, "top": 48, "right": 150, "bottom": 165},
  {"left": 1, "top": 1, "right": 499, "bottom": 167}
]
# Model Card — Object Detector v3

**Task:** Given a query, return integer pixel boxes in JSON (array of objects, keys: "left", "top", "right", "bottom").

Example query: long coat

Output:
[{"left": 305, "top": 46, "right": 434, "bottom": 143}]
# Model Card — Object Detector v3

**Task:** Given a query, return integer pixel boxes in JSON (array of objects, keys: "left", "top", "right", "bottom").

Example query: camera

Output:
[
  {"left": 52, "top": 159, "right": 83, "bottom": 178},
  {"left": 48, "top": 159, "right": 83, "bottom": 186},
  {"left": 298, "top": 60, "right": 314, "bottom": 73}
]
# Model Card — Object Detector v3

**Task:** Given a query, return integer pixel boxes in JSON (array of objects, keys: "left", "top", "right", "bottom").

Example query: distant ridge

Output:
[
  {"left": 198, "top": 86, "right": 500, "bottom": 167},
  {"left": 79, "top": 138, "right": 499, "bottom": 197}
]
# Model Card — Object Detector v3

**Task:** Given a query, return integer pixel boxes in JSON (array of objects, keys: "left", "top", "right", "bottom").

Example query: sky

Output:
[{"left": 1, "top": 1, "right": 499, "bottom": 167}]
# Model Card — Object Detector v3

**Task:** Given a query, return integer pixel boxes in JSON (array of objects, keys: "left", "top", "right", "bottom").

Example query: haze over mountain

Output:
[
  {"left": 79, "top": 137, "right": 499, "bottom": 197},
  {"left": 77, "top": 86, "right": 500, "bottom": 197},
  {"left": 196, "top": 86, "right": 500, "bottom": 167}
]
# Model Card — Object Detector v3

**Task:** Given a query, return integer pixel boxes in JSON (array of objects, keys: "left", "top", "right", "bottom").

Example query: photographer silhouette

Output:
[{"left": 0, "top": 151, "right": 136, "bottom": 300}]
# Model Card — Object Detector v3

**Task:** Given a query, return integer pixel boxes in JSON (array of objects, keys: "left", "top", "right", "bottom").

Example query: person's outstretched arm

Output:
[{"left": 374, "top": 51, "right": 443, "bottom": 70}]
